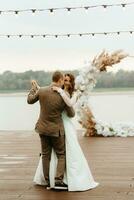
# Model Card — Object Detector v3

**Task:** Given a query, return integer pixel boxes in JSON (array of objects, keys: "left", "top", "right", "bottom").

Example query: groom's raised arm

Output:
[{"left": 27, "top": 88, "right": 39, "bottom": 104}]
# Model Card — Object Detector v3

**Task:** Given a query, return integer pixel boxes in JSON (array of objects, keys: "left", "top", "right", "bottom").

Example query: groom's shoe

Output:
[
  {"left": 45, "top": 183, "right": 51, "bottom": 190},
  {"left": 54, "top": 182, "right": 68, "bottom": 190},
  {"left": 45, "top": 182, "right": 51, "bottom": 190}
]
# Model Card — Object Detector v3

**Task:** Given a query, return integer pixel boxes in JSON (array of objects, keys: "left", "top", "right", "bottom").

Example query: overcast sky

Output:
[{"left": 0, "top": 0, "right": 134, "bottom": 73}]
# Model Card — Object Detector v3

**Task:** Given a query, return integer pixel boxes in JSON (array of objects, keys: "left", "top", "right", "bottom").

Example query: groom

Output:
[{"left": 27, "top": 71, "right": 75, "bottom": 189}]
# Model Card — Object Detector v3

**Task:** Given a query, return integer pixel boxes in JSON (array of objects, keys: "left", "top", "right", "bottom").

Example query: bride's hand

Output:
[{"left": 52, "top": 86, "right": 60, "bottom": 92}]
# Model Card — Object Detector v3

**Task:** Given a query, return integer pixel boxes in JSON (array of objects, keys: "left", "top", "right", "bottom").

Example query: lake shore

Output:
[{"left": 0, "top": 90, "right": 134, "bottom": 97}]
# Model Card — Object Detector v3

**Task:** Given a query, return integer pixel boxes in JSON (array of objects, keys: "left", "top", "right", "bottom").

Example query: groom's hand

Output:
[
  {"left": 31, "top": 80, "right": 40, "bottom": 91},
  {"left": 27, "top": 80, "right": 40, "bottom": 104}
]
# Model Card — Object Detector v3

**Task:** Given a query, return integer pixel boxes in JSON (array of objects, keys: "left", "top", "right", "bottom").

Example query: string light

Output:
[
  {"left": 84, "top": 6, "right": 89, "bottom": 13},
  {"left": 0, "top": 30, "right": 133, "bottom": 39},
  {"left": 0, "top": 2, "right": 133, "bottom": 15},
  {"left": 67, "top": 8, "right": 71, "bottom": 12},
  {"left": 15, "top": 11, "right": 19, "bottom": 15},
  {"left": 31, "top": 9, "right": 36, "bottom": 15},
  {"left": 49, "top": 9, "right": 54, "bottom": 14},
  {"left": 122, "top": 4, "right": 126, "bottom": 11},
  {"left": 103, "top": 5, "right": 107, "bottom": 11},
  {"left": 67, "top": 7, "right": 71, "bottom": 15}
]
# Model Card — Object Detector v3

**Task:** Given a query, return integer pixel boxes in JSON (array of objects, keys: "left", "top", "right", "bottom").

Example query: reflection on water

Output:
[{"left": 0, "top": 93, "right": 134, "bottom": 130}]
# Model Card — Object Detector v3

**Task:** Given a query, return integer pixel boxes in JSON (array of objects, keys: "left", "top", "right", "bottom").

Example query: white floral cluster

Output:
[
  {"left": 74, "top": 62, "right": 99, "bottom": 128},
  {"left": 75, "top": 64, "right": 98, "bottom": 90},
  {"left": 74, "top": 50, "right": 134, "bottom": 137},
  {"left": 95, "top": 121, "right": 134, "bottom": 137},
  {"left": 75, "top": 62, "right": 99, "bottom": 108}
]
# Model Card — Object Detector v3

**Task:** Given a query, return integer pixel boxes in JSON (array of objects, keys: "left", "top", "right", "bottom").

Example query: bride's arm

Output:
[{"left": 52, "top": 87, "right": 73, "bottom": 107}]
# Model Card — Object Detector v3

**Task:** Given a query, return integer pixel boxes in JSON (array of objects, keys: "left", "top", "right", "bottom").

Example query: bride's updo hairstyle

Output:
[{"left": 64, "top": 73, "right": 75, "bottom": 97}]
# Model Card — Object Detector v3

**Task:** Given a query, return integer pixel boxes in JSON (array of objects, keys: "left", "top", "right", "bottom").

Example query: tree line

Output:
[
  {"left": 0, "top": 69, "right": 133, "bottom": 91},
  {"left": 96, "top": 70, "right": 134, "bottom": 88},
  {"left": 0, "top": 70, "right": 78, "bottom": 91}
]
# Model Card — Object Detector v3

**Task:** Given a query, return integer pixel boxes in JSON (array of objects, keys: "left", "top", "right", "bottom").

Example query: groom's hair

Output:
[{"left": 52, "top": 71, "right": 63, "bottom": 82}]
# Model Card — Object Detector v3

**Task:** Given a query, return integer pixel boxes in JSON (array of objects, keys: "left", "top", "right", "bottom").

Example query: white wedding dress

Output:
[{"left": 33, "top": 88, "right": 99, "bottom": 191}]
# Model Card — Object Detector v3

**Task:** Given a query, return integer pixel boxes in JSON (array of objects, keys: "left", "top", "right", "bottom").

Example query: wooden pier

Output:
[{"left": 0, "top": 131, "right": 134, "bottom": 200}]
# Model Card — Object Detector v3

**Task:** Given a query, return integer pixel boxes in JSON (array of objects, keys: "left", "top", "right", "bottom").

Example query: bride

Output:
[{"left": 33, "top": 73, "right": 99, "bottom": 191}]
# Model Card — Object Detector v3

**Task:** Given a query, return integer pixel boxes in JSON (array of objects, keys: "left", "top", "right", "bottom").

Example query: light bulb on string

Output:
[
  {"left": 15, "top": 11, "right": 19, "bottom": 16},
  {"left": 49, "top": 9, "right": 54, "bottom": 14},
  {"left": 122, "top": 4, "right": 126, "bottom": 10},
  {"left": 103, "top": 5, "right": 107, "bottom": 12},
  {"left": 31, "top": 9, "right": 36, "bottom": 15},
  {"left": 84, "top": 7, "right": 89, "bottom": 14},
  {"left": 67, "top": 8, "right": 71, "bottom": 14}
]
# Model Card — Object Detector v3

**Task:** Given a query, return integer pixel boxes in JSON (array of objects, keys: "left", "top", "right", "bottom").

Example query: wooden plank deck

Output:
[{"left": 0, "top": 131, "right": 134, "bottom": 200}]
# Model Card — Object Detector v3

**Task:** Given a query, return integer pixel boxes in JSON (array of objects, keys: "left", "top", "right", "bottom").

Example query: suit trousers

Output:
[{"left": 39, "top": 134, "right": 66, "bottom": 184}]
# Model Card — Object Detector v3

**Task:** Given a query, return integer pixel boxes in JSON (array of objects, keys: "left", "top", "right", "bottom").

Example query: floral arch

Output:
[{"left": 75, "top": 50, "right": 134, "bottom": 137}]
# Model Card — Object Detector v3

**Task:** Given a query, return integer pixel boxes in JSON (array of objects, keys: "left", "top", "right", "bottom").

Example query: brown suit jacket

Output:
[{"left": 27, "top": 85, "right": 75, "bottom": 137}]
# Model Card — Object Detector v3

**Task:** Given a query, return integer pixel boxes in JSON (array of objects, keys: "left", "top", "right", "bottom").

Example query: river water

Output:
[{"left": 1, "top": 92, "right": 134, "bottom": 130}]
